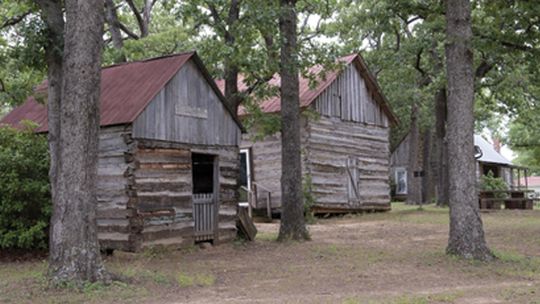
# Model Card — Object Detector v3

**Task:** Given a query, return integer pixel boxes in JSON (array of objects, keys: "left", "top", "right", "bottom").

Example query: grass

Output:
[
  {"left": 255, "top": 231, "right": 278, "bottom": 241},
  {"left": 176, "top": 272, "right": 216, "bottom": 287},
  {"left": 1, "top": 204, "right": 539, "bottom": 303}
]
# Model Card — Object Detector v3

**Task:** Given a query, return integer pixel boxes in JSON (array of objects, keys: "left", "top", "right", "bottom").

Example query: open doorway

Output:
[
  {"left": 239, "top": 149, "right": 252, "bottom": 203},
  {"left": 192, "top": 153, "right": 217, "bottom": 242},
  {"left": 192, "top": 153, "right": 215, "bottom": 194}
]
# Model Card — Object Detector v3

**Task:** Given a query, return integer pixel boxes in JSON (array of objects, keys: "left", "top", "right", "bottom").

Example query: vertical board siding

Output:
[
  {"left": 306, "top": 116, "right": 391, "bottom": 209},
  {"left": 315, "top": 64, "right": 389, "bottom": 128},
  {"left": 132, "top": 60, "right": 241, "bottom": 146}
]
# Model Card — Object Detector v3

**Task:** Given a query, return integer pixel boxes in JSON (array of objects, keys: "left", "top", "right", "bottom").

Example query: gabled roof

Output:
[
  {"left": 215, "top": 53, "right": 398, "bottom": 125},
  {"left": 1, "top": 52, "right": 243, "bottom": 132},
  {"left": 474, "top": 135, "right": 513, "bottom": 166}
]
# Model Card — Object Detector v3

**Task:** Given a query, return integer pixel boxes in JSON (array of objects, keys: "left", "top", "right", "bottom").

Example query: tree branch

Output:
[
  {"left": 118, "top": 22, "right": 140, "bottom": 40},
  {"left": 1, "top": 11, "right": 31, "bottom": 28},
  {"left": 125, "top": 0, "right": 147, "bottom": 37}
]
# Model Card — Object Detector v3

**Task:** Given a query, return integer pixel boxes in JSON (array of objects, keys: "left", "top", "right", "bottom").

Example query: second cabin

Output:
[
  {"left": 1, "top": 52, "right": 243, "bottom": 251},
  {"left": 219, "top": 54, "right": 398, "bottom": 215}
]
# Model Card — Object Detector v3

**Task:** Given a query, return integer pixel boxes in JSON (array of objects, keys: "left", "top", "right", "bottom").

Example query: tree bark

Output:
[
  {"left": 445, "top": 0, "right": 493, "bottom": 260},
  {"left": 277, "top": 0, "right": 309, "bottom": 241},
  {"left": 422, "top": 129, "right": 435, "bottom": 204},
  {"left": 48, "top": 0, "right": 110, "bottom": 283},
  {"left": 406, "top": 102, "right": 422, "bottom": 205},
  {"left": 35, "top": 0, "right": 64, "bottom": 223},
  {"left": 433, "top": 87, "right": 449, "bottom": 206},
  {"left": 223, "top": 0, "right": 242, "bottom": 114},
  {"left": 104, "top": 0, "right": 126, "bottom": 62}
]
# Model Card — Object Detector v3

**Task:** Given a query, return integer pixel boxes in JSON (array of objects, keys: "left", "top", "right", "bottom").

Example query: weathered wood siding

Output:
[
  {"left": 241, "top": 133, "right": 282, "bottom": 208},
  {"left": 240, "top": 117, "right": 309, "bottom": 209},
  {"left": 314, "top": 64, "right": 389, "bottom": 128},
  {"left": 133, "top": 60, "right": 241, "bottom": 146},
  {"left": 305, "top": 115, "right": 391, "bottom": 209},
  {"left": 132, "top": 139, "right": 239, "bottom": 248},
  {"left": 96, "top": 125, "right": 136, "bottom": 251},
  {"left": 390, "top": 134, "right": 410, "bottom": 168}
]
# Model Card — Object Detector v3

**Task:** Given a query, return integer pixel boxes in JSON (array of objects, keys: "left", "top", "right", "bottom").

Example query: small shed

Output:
[
  {"left": 1, "top": 52, "right": 243, "bottom": 251},
  {"left": 219, "top": 53, "right": 398, "bottom": 214}
]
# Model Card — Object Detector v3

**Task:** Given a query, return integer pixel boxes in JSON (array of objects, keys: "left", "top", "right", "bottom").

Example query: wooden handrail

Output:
[{"left": 251, "top": 183, "right": 272, "bottom": 220}]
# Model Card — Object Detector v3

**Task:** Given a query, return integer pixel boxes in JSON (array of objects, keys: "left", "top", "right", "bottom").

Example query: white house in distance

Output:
[{"left": 390, "top": 134, "right": 530, "bottom": 201}]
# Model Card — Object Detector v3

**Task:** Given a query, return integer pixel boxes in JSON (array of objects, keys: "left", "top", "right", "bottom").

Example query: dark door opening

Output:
[
  {"left": 192, "top": 153, "right": 215, "bottom": 194},
  {"left": 192, "top": 153, "right": 217, "bottom": 243}
]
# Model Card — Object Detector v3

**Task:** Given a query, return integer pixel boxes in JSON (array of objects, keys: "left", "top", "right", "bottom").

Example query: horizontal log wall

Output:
[
  {"left": 241, "top": 117, "right": 308, "bottom": 209},
  {"left": 306, "top": 115, "right": 391, "bottom": 209},
  {"left": 134, "top": 139, "right": 239, "bottom": 249},
  {"left": 96, "top": 125, "right": 136, "bottom": 251}
]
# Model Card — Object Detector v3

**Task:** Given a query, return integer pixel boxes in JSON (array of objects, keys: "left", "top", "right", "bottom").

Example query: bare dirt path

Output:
[{"left": 2, "top": 205, "right": 540, "bottom": 303}]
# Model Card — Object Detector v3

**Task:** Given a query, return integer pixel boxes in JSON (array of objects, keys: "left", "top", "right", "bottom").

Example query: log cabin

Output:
[
  {"left": 390, "top": 133, "right": 529, "bottom": 201},
  {"left": 0, "top": 52, "right": 243, "bottom": 252},
  {"left": 218, "top": 54, "right": 398, "bottom": 214}
]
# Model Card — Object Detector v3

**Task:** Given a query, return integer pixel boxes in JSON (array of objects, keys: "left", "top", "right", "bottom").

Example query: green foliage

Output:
[
  {"left": 0, "top": 124, "right": 50, "bottom": 249},
  {"left": 480, "top": 171, "right": 508, "bottom": 198},
  {"left": 302, "top": 173, "right": 316, "bottom": 224}
]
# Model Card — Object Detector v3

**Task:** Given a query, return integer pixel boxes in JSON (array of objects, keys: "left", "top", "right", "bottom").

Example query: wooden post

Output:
[
  {"left": 518, "top": 168, "right": 521, "bottom": 190},
  {"left": 525, "top": 168, "right": 529, "bottom": 190},
  {"left": 253, "top": 184, "right": 258, "bottom": 209},
  {"left": 266, "top": 192, "right": 272, "bottom": 220},
  {"left": 248, "top": 186, "right": 253, "bottom": 218}
]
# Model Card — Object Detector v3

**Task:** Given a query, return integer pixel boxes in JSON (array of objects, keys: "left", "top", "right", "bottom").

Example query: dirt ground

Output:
[{"left": 1, "top": 203, "right": 540, "bottom": 303}]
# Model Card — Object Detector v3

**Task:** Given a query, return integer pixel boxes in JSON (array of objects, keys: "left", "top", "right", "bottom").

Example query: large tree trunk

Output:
[
  {"left": 223, "top": 0, "right": 241, "bottom": 114},
  {"left": 406, "top": 102, "right": 422, "bottom": 205},
  {"left": 433, "top": 87, "right": 449, "bottom": 206},
  {"left": 277, "top": 0, "right": 309, "bottom": 241},
  {"left": 445, "top": 0, "right": 493, "bottom": 260},
  {"left": 48, "top": 0, "right": 110, "bottom": 283},
  {"left": 35, "top": 0, "right": 64, "bottom": 219}
]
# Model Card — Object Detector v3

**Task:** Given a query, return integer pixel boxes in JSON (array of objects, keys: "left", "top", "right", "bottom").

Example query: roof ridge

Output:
[{"left": 102, "top": 50, "right": 196, "bottom": 70}]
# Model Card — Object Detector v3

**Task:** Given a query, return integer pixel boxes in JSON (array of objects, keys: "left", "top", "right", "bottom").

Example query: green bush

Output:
[
  {"left": 0, "top": 123, "right": 50, "bottom": 249},
  {"left": 480, "top": 171, "right": 508, "bottom": 199}
]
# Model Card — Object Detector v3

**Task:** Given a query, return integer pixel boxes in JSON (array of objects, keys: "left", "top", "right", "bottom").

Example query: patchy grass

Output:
[
  {"left": 176, "top": 272, "right": 216, "bottom": 288},
  {"left": 1, "top": 203, "right": 540, "bottom": 303},
  {"left": 255, "top": 231, "right": 278, "bottom": 241}
]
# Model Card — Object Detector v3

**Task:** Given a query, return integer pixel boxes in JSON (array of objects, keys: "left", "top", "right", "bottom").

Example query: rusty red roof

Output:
[
  {"left": 216, "top": 53, "right": 398, "bottom": 125},
  {"left": 1, "top": 52, "right": 230, "bottom": 132}
]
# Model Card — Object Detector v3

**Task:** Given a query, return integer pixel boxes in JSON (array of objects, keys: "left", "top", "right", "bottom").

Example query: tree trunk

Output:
[
  {"left": 48, "top": 0, "right": 110, "bottom": 283},
  {"left": 277, "top": 0, "right": 309, "bottom": 241},
  {"left": 35, "top": 0, "right": 64, "bottom": 220},
  {"left": 422, "top": 129, "right": 435, "bottom": 204},
  {"left": 445, "top": 0, "right": 493, "bottom": 260},
  {"left": 104, "top": 0, "right": 126, "bottom": 62},
  {"left": 223, "top": 0, "right": 241, "bottom": 114},
  {"left": 406, "top": 102, "right": 421, "bottom": 205},
  {"left": 434, "top": 87, "right": 449, "bottom": 206}
]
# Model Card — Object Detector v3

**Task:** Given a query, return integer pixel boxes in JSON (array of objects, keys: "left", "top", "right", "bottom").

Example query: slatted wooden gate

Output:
[{"left": 193, "top": 193, "right": 216, "bottom": 242}]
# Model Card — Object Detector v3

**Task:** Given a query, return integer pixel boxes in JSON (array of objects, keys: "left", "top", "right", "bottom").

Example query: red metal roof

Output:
[
  {"left": 1, "top": 52, "right": 194, "bottom": 132},
  {"left": 215, "top": 53, "right": 398, "bottom": 124}
]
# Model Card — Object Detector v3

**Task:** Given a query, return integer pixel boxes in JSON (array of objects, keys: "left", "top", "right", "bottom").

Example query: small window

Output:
[{"left": 395, "top": 168, "right": 407, "bottom": 195}]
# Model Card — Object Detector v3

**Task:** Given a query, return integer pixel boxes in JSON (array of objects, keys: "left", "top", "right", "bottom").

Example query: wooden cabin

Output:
[
  {"left": 219, "top": 54, "right": 398, "bottom": 214},
  {"left": 390, "top": 133, "right": 529, "bottom": 200},
  {"left": 0, "top": 52, "right": 243, "bottom": 251}
]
